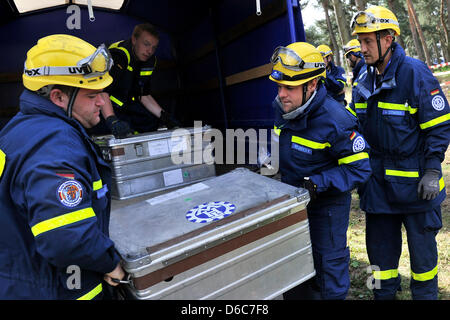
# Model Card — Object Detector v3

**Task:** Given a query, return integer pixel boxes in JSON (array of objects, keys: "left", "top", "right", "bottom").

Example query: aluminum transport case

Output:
[
  {"left": 109, "top": 168, "right": 315, "bottom": 300},
  {"left": 93, "top": 126, "right": 216, "bottom": 200}
]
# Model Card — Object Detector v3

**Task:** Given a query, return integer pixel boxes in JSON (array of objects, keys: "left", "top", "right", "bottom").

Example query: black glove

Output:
[
  {"left": 301, "top": 177, "right": 317, "bottom": 201},
  {"left": 105, "top": 115, "right": 133, "bottom": 139},
  {"left": 160, "top": 110, "right": 180, "bottom": 129},
  {"left": 418, "top": 169, "right": 440, "bottom": 200}
]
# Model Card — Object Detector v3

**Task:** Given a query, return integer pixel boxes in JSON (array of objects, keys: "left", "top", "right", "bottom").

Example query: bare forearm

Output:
[{"left": 140, "top": 94, "right": 162, "bottom": 117}]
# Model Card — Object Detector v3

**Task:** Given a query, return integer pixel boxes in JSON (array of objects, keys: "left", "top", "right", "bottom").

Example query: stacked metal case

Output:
[
  {"left": 93, "top": 126, "right": 216, "bottom": 200},
  {"left": 109, "top": 168, "right": 314, "bottom": 300}
]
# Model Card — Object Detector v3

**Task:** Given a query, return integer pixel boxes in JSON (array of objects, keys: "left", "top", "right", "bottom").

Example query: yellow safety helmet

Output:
[
  {"left": 269, "top": 42, "right": 326, "bottom": 86},
  {"left": 351, "top": 6, "right": 400, "bottom": 36},
  {"left": 317, "top": 44, "right": 333, "bottom": 58},
  {"left": 23, "top": 34, "right": 113, "bottom": 91},
  {"left": 344, "top": 39, "right": 362, "bottom": 57}
]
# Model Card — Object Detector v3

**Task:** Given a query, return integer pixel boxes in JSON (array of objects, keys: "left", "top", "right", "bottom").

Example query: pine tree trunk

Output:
[
  {"left": 331, "top": 0, "right": 351, "bottom": 47},
  {"left": 386, "top": 0, "right": 406, "bottom": 50},
  {"left": 441, "top": 0, "right": 450, "bottom": 61},
  {"left": 321, "top": 0, "right": 341, "bottom": 66},
  {"left": 406, "top": 0, "right": 432, "bottom": 65},
  {"left": 407, "top": 2, "right": 425, "bottom": 60}
]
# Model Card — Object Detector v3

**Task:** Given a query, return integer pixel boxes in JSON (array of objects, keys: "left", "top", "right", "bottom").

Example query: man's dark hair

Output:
[
  {"left": 132, "top": 23, "right": 160, "bottom": 40},
  {"left": 36, "top": 84, "right": 73, "bottom": 98}
]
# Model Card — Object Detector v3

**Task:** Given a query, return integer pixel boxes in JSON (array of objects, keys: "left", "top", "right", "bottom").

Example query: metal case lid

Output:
[{"left": 109, "top": 168, "right": 309, "bottom": 275}]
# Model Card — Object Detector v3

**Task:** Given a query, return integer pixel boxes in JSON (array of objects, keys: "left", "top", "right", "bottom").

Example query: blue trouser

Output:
[
  {"left": 365, "top": 208, "right": 442, "bottom": 300},
  {"left": 284, "top": 193, "right": 351, "bottom": 300}
]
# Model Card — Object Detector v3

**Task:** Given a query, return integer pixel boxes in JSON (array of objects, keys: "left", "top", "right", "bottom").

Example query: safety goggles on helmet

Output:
[
  {"left": 270, "top": 46, "right": 325, "bottom": 71},
  {"left": 24, "top": 43, "right": 113, "bottom": 79},
  {"left": 350, "top": 11, "right": 399, "bottom": 31}
]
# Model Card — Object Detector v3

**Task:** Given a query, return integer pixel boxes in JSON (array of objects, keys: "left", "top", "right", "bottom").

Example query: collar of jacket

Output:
[
  {"left": 19, "top": 89, "right": 90, "bottom": 138},
  {"left": 121, "top": 39, "right": 156, "bottom": 69},
  {"left": 353, "top": 58, "right": 365, "bottom": 80},
  {"left": 19, "top": 89, "right": 110, "bottom": 166},
  {"left": 357, "top": 42, "right": 405, "bottom": 99},
  {"left": 273, "top": 82, "right": 327, "bottom": 131}
]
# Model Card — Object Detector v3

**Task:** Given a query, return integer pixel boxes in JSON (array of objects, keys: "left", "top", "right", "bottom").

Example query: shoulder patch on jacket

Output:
[{"left": 57, "top": 180, "right": 83, "bottom": 207}]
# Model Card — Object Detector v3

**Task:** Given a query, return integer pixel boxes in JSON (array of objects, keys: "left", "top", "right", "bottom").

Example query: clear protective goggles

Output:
[
  {"left": 24, "top": 43, "right": 113, "bottom": 79},
  {"left": 350, "top": 11, "right": 399, "bottom": 30},
  {"left": 270, "top": 46, "right": 325, "bottom": 71}
]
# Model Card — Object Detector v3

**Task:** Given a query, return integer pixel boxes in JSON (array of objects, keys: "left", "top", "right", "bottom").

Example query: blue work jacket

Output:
[
  {"left": 323, "top": 62, "right": 347, "bottom": 103},
  {"left": 350, "top": 42, "right": 450, "bottom": 214},
  {"left": 0, "top": 90, "right": 121, "bottom": 299},
  {"left": 274, "top": 83, "right": 372, "bottom": 200}
]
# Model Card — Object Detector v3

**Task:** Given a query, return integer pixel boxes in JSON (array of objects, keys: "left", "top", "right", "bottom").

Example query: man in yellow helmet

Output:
[
  {"left": 350, "top": 6, "right": 450, "bottom": 300},
  {"left": 343, "top": 39, "right": 365, "bottom": 87},
  {"left": 317, "top": 44, "right": 347, "bottom": 105},
  {"left": 270, "top": 42, "right": 371, "bottom": 299},
  {"left": 0, "top": 34, "right": 125, "bottom": 299}
]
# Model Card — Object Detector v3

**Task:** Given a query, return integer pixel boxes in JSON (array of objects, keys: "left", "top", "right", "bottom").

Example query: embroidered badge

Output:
[
  {"left": 349, "top": 132, "right": 356, "bottom": 140},
  {"left": 57, "top": 180, "right": 83, "bottom": 207},
  {"left": 186, "top": 201, "right": 236, "bottom": 224},
  {"left": 352, "top": 136, "right": 365, "bottom": 153},
  {"left": 431, "top": 95, "right": 445, "bottom": 111}
]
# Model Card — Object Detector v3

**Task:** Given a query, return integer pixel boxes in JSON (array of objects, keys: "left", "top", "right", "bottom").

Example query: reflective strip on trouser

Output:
[
  {"left": 338, "top": 152, "right": 368, "bottom": 165},
  {"left": 372, "top": 268, "right": 399, "bottom": 280},
  {"left": 366, "top": 211, "right": 439, "bottom": 299},
  {"left": 291, "top": 136, "right": 331, "bottom": 149},
  {"left": 110, "top": 95, "right": 124, "bottom": 107},
  {"left": 0, "top": 149, "right": 5, "bottom": 178},
  {"left": 76, "top": 283, "right": 102, "bottom": 300},
  {"left": 31, "top": 207, "right": 96, "bottom": 237},
  {"left": 420, "top": 113, "right": 450, "bottom": 130},
  {"left": 411, "top": 264, "right": 438, "bottom": 281}
]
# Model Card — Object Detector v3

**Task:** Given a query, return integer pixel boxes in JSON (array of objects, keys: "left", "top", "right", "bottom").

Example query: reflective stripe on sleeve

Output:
[
  {"left": 419, "top": 114, "right": 450, "bottom": 130},
  {"left": 354, "top": 103, "right": 367, "bottom": 109},
  {"left": 345, "top": 106, "right": 357, "bottom": 117},
  {"left": 31, "top": 207, "right": 96, "bottom": 237},
  {"left": 109, "top": 95, "right": 124, "bottom": 107},
  {"left": 338, "top": 152, "right": 369, "bottom": 165},
  {"left": 274, "top": 126, "right": 281, "bottom": 136},
  {"left": 93, "top": 179, "right": 102, "bottom": 191},
  {"left": 140, "top": 71, "right": 153, "bottom": 76},
  {"left": 0, "top": 149, "right": 5, "bottom": 178},
  {"left": 291, "top": 136, "right": 331, "bottom": 149},
  {"left": 385, "top": 169, "right": 419, "bottom": 178},
  {"left": 440, "top": 177, "right": 445, "bottom": 191},
  {"left": 373, "top": 268, "right": 399, "bottom": 280},
  {"left": 77, "top": 283, "right": 102, "bottom": 300}
]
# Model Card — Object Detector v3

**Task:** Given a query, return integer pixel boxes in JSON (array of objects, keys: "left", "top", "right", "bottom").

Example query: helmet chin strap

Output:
[
  {"left": 66, "top": 87, "right": 80, "bottom": 119},
  {"left": 370, "top": 31, "right": 393, "bottom": 68}
]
